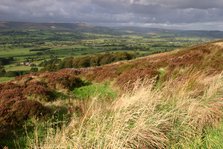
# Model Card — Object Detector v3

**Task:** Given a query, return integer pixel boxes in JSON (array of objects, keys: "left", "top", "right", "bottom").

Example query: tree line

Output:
[{"left": 40, "top": 52, "right": 138, "bottom": 71}]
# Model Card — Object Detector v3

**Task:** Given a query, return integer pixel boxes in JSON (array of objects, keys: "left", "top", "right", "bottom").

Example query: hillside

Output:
[
  {"left": 117, "top": 26, "right": 223, "bottom": 38},
  {"left": 0, "top": 21, "right": 117, "bottom": 34},
  {"left": 1, "top": 41, "right": 223, "bottom": 148},
  {"left": 7, "top": 40, "right": 221, "bottom": 89},
  {"left": 1, "top": 21, "right": 223, "bottom": 38},
  {"left": 15, "top": 40, "right": 223, "bottom": 84},
  {"left": 76, "top": 40, "right": 223, "bottom": 86}
]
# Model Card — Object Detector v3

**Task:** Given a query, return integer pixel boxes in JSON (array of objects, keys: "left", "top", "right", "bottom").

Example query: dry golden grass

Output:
[{"left": 29, "top": 72, "right": 223, "bottom": 149}]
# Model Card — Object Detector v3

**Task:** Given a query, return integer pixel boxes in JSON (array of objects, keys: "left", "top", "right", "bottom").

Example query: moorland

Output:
[
  {"left": 0, "top": 21, "right": 215, "bottom": 82},
  {"left": 0, "top": 22, "right": 223, "bottom": 148}
]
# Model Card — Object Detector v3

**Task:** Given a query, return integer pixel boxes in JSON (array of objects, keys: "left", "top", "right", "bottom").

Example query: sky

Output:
[{"left": 0, "top": 0, "right": 223, "bottom": 30}]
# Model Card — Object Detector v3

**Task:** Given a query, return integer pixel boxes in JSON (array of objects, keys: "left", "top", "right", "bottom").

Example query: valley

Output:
[
  {"left": 0, "top": 22, "right": 213, "bottom": 82},
  {"left": 0, "top": 22, "right": 223, "bottom": 148}
]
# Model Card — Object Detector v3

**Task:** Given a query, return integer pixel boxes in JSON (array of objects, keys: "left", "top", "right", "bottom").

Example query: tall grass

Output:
[{"left": 29, "top": 72, "right": 223, "bottom": 149}]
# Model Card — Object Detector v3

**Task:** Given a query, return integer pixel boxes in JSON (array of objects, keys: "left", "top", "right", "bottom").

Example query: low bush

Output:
[
  {"left": 0, "top": 98, "right": 50, "bottom": 138},
  {"left": 43, "top": 72, "right": 85, "bottom": 90},
  {"left": 23, "top": 83, "right": 55, "bottom": 102},
  {"left": 4, "top": 70, "right": 29, "bottom": 77}
]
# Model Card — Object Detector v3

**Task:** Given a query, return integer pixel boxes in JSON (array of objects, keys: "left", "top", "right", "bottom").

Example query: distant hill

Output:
[
  {"left": 116, "top": 26, "right": 223, "bottom": 38},
  {"left": 0, "top": 21, "right": 117, "bottom": 34},
  {"left": 1, "top": 21, "right": 223, "bottom": 38},
  {"left": 0, "top": 21, "right": 94, "bottom": 30}
]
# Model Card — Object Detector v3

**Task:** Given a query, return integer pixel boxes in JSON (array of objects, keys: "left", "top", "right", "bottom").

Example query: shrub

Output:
[
  {"left": 4, "top": 71, "right": 29, "bottom": 77},
  {"left": 0, "top": 83, "right": 24, "bottom": 101},
  {"left": 23, "top": 83, "right": 55, "bottom": 102},
  {"left": 0, "top": 99, "right": 50, "bottom": 137},
  {"left": 43, "top": 72, "right": 85, "bottom": 90},
  {"left": 30, "top": 67, "right": 38, "bottom": 72},
  {"left": 0, "top": 57, "right": 14, "bottom": 65},
  {"left": 0, "top": 67, "right": 6, "bottom": 77},
  {"left": 4, "top": 71, "right": 18, "bottom": 77}
]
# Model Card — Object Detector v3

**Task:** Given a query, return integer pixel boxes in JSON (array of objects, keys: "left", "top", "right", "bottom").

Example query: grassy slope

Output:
[
  {"left": 79, "top": 40, "right": 223, "bottom": 87},
  {"left": 21, "top": 41, "right": 223, "bottom": 148},
  {"left": 30, "top": 72, "right": 223, "bottom": 148},
  {"left": 1, "top": 40, "right": 223, "bottom": 148}
]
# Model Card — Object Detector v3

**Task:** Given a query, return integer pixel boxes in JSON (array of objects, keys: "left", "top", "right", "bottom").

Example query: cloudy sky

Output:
[{"left": 1, "top": 0, "right": 223, "bottom": 30}]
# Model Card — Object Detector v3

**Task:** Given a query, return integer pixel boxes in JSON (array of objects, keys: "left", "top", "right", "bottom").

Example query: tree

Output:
[
  {"left": 0, "top": 66, "right": 6, "bottom": 77},
  {"left": 30, "top": 67, "right": 38, "bottom": 72}
]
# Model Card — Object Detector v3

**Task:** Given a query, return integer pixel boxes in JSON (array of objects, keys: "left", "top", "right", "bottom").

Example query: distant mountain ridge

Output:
[
  {"left": 0, "top": 21, "right": 94, "bottom": 30},
  {"left": 1, "top": 21, "right": 223, "bottom": 38},
  {"left": 0, "top": 21, "right": 118, "bottom": 35}
]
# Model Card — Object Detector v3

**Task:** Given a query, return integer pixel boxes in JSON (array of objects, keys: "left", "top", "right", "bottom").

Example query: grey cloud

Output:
[
  {"left": 0, "top": 0, "right": 223, "bottom": 30},
  {"left": 137, "top": 0, "right": 223, "bottom": 9}
]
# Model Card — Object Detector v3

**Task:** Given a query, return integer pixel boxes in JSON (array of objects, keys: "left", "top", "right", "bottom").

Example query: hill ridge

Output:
[
  {"left": 1, "top": 40, "right": 223, "bottom": 148},
  {"left": 11, "top": 40, "right": 223, "bottom": 87},
  {"left": 70, "top": 40, "right": 223, "bottom": 87}
]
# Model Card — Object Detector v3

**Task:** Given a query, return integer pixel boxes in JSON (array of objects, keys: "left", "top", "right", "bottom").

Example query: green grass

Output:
[
  {"left": 73, "top": 83, "right": 117, "bottom": 100},
  {"left": 202, "top": 122, "right": 223, "bottom": 148},
  {"left": 170, "top": 122, "right": 223, "bottom": 148},
  {"left": 0, "top": 48, "right": 36, "bottom": 58},
  {"left": 0, "top": 77, "right": 14, "bottom": 83},
  {"left": 0, "top": 29, "right": 209, "bottom": 75},
  {"left": 28, "top": 72, "right": 223, "bottom": 148},
  {"left": 5, "top": 65, "right": 31, "bottom": 71},
  {"left": 187, "top": 122, "right": 223, "bottom": 149}
]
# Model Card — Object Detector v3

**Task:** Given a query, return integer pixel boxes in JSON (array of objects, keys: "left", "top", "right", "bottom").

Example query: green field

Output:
[
  {"left": 0, "top": 77, "right": 14, "bottom": 83},
  {"left": 0, "top": 29, "right": 210, "bottom": 80},
  {"left": 1, "top": 24, "right": 223, "bottom": 148}
]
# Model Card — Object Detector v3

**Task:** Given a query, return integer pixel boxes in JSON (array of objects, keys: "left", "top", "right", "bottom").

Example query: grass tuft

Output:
[
  {"left": 29, "top": 73, "right": 223, "bottom": 148},
  {"left": 73, "top": 82, "right": 117, "bottom": 100}
]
